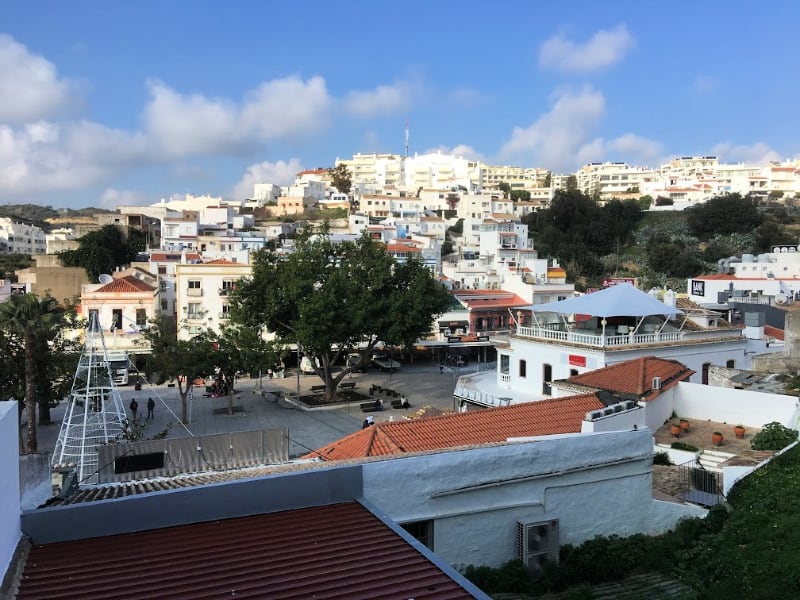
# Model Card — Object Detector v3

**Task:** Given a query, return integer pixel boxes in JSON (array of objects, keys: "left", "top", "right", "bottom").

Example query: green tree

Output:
[
  {"left": 328, "top": 164, "right": 352, "bottom": 195},
  {"left": 638, "top": 195, "right": 653, "bottom": 210},
  {"left": 686, "top": 193, "right": 761, "bottom": 239},
  {"left": 0, "top": 294, "right": 69, "bottom": 452},
  {"left": 565, "top": 174, "right": 578, "bottom": 192},
  {"left": 140, "top": 316, "right": 218, "bottom": 424},
  {"left": 543, "top": 172, "right": 552, "bottom": 188},
  {"left": 497, "top": 182, "right": 511, "bottom": 198},
  {"left": 510, "top": 189, "right": 531, "bottom": 201},
  {"left": 58, "top": 224, "right": 145, "bottom": 281},
  {"left": 231, "top": 230, "right": 452, "bottom": 401},
  {"left": 753, "top": 218, "right": 796, "bottom": 253}
]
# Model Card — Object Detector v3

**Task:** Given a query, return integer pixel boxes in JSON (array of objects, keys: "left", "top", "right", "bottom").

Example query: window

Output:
[
  {"left": 519, "top": 359, "right": 527, "bottom": 378},
  {"left": 188, "top": 280, "right": 201, "bottom": 289},
  {"left": 161, "top": 300, "right": 168, "bottom": 311},
  {"left": 500, "top": 354, "right": 510, "bottom": 374},
  {"left": 88, "top": 309, "right": 100, "bottom": 330},
  {"left": 726, "top": 359, "right": 735, "bottom": 368},
  {"left": 401, "top": 520, "right": 433, "bottom": 550},
  {"left": 187, "top": 303, "right": 202, "bottom": 318},
  {"left": 543, "top": 363, "right": 552, "bottom": 395},
  {"left": 136, "top": 309, "right": 147, "bottom": 327},
  {"left": 111, "top": 309, "right": 122, "bottom": 330}
]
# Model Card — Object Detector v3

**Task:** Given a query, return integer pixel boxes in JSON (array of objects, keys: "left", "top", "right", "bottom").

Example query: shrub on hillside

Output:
[{"left": 750, "top": 421, "right": 799, "bottom": 451}]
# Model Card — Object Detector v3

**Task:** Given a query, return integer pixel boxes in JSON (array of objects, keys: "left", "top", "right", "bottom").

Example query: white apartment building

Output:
[
  {"left": 687, "top": 243, "right": 800, "bottom": 307},
  {"left": 0, "top": 218, "right": 46, "bottom": 255},
  {"left": 175, "top": 260, "right": 252, "bottom": 340}
]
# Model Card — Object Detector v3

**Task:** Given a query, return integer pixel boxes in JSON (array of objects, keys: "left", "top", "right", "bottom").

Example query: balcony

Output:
[
  {"left": 515, "top": 325, "right": 741, "bottom": 348},
  {"left": 219, "top": 312, "right": 231, "bottom": 320},
  {"left": 187, "top": 288, "right": 203, "bottom": 297}
]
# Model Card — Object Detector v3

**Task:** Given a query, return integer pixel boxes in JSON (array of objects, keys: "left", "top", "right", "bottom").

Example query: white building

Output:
[
  {"left": 455, "top": 284, "right": 753, "bottom": 407},
  {"left": 175, "top": 259, "right": 252, "bottom": 339},
  {"left": 0, "top": 218, "right": 46, "bottom": 255}
]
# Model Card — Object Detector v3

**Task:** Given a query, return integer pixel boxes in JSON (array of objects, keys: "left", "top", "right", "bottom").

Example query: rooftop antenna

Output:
[
  {"left": 51, "top": 314, "right": 128, "bottom": 486},
  {"left": 405, "top": 119, "right": 409, "bottom": 158}
]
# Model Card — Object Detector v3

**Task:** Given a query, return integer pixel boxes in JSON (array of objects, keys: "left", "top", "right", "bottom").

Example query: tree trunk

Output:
[
  {"left": 24, "top": 332, "right": 37, "bottom": 453},
  {"left": 178, "top": 381, "right": 189, "bottom": 424}
]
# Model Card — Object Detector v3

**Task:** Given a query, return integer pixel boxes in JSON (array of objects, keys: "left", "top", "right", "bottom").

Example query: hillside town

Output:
[{"left": 1, "top": 151, "right": 800, "bottom": 597}]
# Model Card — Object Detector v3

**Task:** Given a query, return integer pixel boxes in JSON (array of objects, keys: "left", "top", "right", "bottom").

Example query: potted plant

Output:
[
  {"left": 680, "top": 418, "right": 690, "bottom": 432},
  {"left": 712, "top": 431, "right": 724, "bottom": 446},
  {"left": 734, "top": 424, "right": 745, "bottom": 439},
  {"left": 670, "top": 422, "right": 681, "bottom": 437}
]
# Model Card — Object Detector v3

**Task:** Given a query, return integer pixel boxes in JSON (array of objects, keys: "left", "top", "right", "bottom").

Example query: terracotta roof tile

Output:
[
  {"left": 95, "top": 275, "right": 155, "bottom": 293},
  {"left": 567, "top": 356, "right": 693, "bottom": 401},
  {"left": 305, "top": 394, "right": 604, "bottom": 461},
  {"left": 17, "top": 502, "right": 478, "bottom": 600}
]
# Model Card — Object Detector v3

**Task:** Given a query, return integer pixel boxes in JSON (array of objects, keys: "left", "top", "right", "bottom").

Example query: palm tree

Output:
[{"left": 0, "top": 294, "right": 66, "bottom": 453}]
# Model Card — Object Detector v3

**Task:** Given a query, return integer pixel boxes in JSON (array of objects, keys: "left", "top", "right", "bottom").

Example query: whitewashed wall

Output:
[
  {"left": 580, "top": 406, "right": 646, "bottom": 433},
  {"left": 361, "top": 430, "right": 699, "bottom": 569},
  {"left": 673, "top": 382, "right": 800, "bottom": 429},
  {"left": 0, "top": 402, "right": 20, "bottom": 583}
]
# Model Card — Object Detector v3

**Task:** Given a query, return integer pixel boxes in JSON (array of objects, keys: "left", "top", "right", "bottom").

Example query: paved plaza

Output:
[{"left": 36, "top": 361, "right": 478, "bottom": 459}]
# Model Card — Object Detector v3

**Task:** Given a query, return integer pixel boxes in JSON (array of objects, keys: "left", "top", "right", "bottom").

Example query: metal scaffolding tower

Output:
[{"left": 51, "top": 319, "right": 128, "bottom": 486}]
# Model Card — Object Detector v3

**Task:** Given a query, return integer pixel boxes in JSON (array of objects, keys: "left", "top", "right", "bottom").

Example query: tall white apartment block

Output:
[{"left": 0, "top": 218, "right": 46, "bottom": 255}]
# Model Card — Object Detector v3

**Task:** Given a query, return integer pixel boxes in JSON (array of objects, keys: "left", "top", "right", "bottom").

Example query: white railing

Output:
[
  {"left": 516, "top": 326, "right": 737, "bottom": 347},
  {"left": 453, "top": 385, "right": 513, "bottom": 408},
  {"left": 500, "top": 373, "right": 510, "bottom": 383}
]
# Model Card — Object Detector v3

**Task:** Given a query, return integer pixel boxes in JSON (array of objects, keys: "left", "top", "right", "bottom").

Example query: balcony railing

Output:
[
  {"left": 187, "top": 288, "right": 203, "bottom": 297},
  {"left": 516, "top": 325, "right": 740, "bottom": 348}
]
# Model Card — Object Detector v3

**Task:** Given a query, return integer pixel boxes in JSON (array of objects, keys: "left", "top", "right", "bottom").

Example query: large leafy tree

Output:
[
  {"left": 686, "top": 193, "right": 761, "bottom": 239},
  {"left": 231, "top": 230, "right": 452, "bottom": 401},
  {"left": 0, "top": 294, "right": 71, "bottom": 452},
  {"left": 140, "top": 316, "right": 217, "bottom": 424},
  {"left": 328, "top": 164, "right": 352, "bottom": 195},
  {"left": 58, "top": 224, "right": 145, "bottom": 281}
]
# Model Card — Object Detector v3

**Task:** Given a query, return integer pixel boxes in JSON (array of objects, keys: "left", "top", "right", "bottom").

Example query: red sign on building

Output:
[
  {"left": 602, "top": 277, "right": 637, "bottom": 288},
  {"left": 568, "top": 354, "right": 586, "bottom": 367}
]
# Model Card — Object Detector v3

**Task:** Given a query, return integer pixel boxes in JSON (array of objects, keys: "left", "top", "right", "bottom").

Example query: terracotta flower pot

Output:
[
  {"left": 712, "top": 432, "right": 724, "bottom": 446},
  {"left": 734, "top": 425, "right": 745, "bottom": 439},
  {"left": 670, "top": 423, "right": 681, "bottom": 437},
  {"left": 680, "top": 419, "right": 690, "bottom": 432}
]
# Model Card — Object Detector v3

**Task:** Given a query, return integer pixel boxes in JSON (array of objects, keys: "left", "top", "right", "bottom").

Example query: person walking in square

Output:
[
  {"left": 147, "top": 397, "right": 155, "bottom": 420},
  {"left": 129, "top": 398, "right": 139, "bottom": 421}
]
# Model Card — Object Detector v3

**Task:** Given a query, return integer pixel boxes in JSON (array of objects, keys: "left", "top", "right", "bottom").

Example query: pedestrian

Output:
[
  {"left": 375, "top": 398, "right": 384, "bottom": 411},
  {"left": 439, "top": 361, "right": 444, "bottom": 374},
  {"left": 366, "top": 415, "right": 375, "bottom": 426},
  {"left": 147, "top": 397, "right": 155, "bottom": 420},
  {"left": 129, "top": 398, "right": 138, "bottom": 421}
]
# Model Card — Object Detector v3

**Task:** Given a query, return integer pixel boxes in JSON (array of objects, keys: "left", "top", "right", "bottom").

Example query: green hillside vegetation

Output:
[
  {"left": 464, "top": 443, "right": 800, "bottom": 598},
  {"left": 524, "top": 191, "right": 799, "bottom": 292}
]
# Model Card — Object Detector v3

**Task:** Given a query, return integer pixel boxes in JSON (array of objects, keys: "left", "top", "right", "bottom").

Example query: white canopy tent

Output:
[
  {"left": 529, "top": 283, "right": 684, "bottom": 338},
  {"left": 531, "top": 283, "right": 682, "bottom": 318}
]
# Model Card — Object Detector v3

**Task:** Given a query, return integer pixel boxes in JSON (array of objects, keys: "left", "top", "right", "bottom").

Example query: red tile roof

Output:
[
  {"left": 567, "top": 356, "right": 693, "bottom": 400},
  {"left": 17, "top": 501, "right": 478, "bottom": 600},
  {"left": 95, "top": 275, "right": 155, "bottom": 293},
  {"left": 305, "top": 394, "right": 604, "bottom": 461},
  {"left": 764, "top": 325, "right": 785, "bottom": 341}
]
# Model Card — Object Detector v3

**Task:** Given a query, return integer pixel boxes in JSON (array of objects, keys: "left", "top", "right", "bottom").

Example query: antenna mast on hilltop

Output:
[{"left": 52, "top": 315, "right": 128, "bottom": 486}]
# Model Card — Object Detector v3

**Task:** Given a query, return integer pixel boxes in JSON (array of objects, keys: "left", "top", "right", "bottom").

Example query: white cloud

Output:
[
  {"left": 99, "top": 187, "right": 151, "bottom": 209},
  {"left": 539, "top": 24, "right": 635, "bottom": 73},
  {"left": 343, "top": 80, "right": 416, "bottom": 118},
  {"left": 0, "top": 34, "right": 80, "bottom": 122},
  {"left": 499, "top": 87, "right": 606, "bottom": 170},
  {"left": 710, "top": 142, "right": 782, "bottom": 165},
  {"left": 230, "top": 159, "right": 304, "bottom": 200},
  {"left": 144, "top": 76, "right": 332, "bottom": 157},
  {"left": 423, "top": 144, "right": 484, "bottom": 162},
  {"left": 0, "top": 120, "right": 148, "bottom": 195},
  {"left": 498, "top": 89, "right": 664, "bottom": 170}
]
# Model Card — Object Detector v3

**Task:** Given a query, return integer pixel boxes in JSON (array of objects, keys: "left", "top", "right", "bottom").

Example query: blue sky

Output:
[{"left": 1, "top": 1, "right": 798, "bottom": 209}]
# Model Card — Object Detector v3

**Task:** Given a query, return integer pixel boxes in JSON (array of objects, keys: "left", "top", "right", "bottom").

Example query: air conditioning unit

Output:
[
  {"left": 652, "top": 376, "right": 662, "bottom": 390},
  {"left": 516, "top": 520, "right": 559, "bottom": 577},
  {"left": 623, "top": 400, "right": 637, "bottom": 410}
]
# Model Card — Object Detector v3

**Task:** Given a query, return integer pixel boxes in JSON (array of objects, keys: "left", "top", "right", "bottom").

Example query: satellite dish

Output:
[{"left": 98, "top": 274, "right": 113, "bottom": 284}]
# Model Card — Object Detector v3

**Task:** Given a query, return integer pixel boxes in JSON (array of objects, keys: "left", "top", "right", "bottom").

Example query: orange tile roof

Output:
[
  {"left": 95, "top": 275, "right": 156, "bottom": 293},
  {"left": 304, "top": 394, "right": 604, "bottom": 461},
  {"left": 764, "top": 325, "right": 785, "bottom": 341},
  {"left": 150, "top": 252, "right": 201, "bottom": 261},
  {"left": 386, "top": 244, "right": 421, "bottom": 253},
  {"left": 567, "top": 356, "right": 693, "bottom": 401},
  {"left": 17, "top": 502, "right": 477, "bottom": 600}
]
